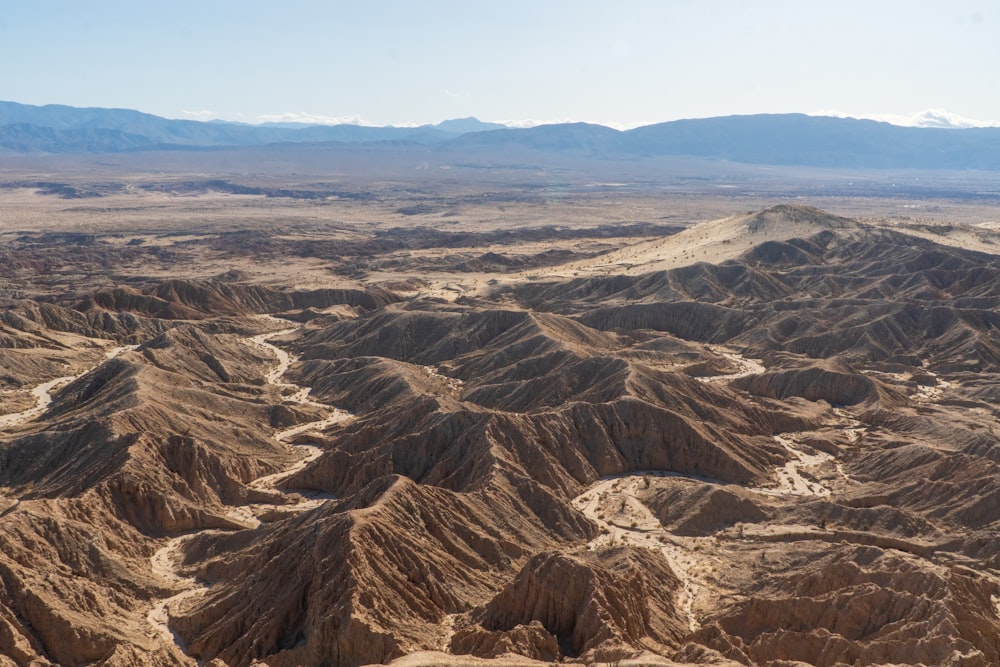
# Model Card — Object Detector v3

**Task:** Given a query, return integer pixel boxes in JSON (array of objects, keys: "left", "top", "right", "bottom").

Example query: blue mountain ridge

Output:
[{"left": 2, "top": 101, "right": 999, "bottom": 169}]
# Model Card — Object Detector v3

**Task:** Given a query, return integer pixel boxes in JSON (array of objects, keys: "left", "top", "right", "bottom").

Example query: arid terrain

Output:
[{"left": 2, "top": 155, "right": 1000, "bottom": 667}]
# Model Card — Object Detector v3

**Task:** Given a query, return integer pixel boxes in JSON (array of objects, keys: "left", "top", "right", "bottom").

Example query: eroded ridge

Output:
[
  {"left": 0, "top": 344, "right": 136, "bottom": 430},
  {"left": 145, "top": 320, "right": 350, "bottom": 658}
]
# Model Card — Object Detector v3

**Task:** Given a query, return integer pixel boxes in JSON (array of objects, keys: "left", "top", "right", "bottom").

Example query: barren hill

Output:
[{"left": 519, "top": 204, "right": 861, "bottom": 279}]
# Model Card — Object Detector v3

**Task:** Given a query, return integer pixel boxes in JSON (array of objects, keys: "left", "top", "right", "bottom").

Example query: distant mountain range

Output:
[
  {"left": 0, "top": 101, "right": 509, "bottom": 151},
  {"left": 3, "top": 100, "right": 1000, "bottom": 170}
]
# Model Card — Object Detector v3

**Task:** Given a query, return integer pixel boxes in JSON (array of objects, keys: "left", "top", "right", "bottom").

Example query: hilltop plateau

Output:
[{"left": 1, "top": 165, "right": 1000, "bottom": 667}]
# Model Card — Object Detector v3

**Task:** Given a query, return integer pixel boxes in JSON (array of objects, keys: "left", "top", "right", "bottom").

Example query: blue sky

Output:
[{"left": 2, "top": 1, "right": 997, "bottom": 128}]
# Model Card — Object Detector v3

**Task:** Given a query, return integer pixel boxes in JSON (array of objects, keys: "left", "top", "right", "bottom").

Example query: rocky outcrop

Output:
[
  {"left": 509, "top": 222, "right": 1000, "bottom": 372},
  {"left": 579, "top": 301, "right": 755, "bottom": 343},
  {"left": 0, "top": 320, "right": 303, "bottom": 533},
  {"left": 450, "top": 620, "right": 560, "bottom": 662},
  {"left": 701, "top": 546, "right": 1000, "bottom": 666},
  {"left": 456, "top": 547, "right": 686, "bottom": 660},
  {"left": 0, "top": 495, "right": 176, "bottom": 666}
]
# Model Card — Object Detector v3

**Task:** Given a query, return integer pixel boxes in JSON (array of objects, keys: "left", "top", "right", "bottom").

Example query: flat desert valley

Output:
[{"left": 2, "top": 151, "right": 1000, "bottom": 667}]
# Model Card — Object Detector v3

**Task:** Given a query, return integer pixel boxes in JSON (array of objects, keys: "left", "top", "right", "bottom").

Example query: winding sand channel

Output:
[
  {"left": 571, "top": 345, "right": 862, "bottom": 633},
  {"left": 573, "top": 474, "right": 714, "bottom": 633},
  {"left": 146, "top": 320, "right": 351, "bottom": 661},
  {"left": 694, "top": 345, "right": 766, "bottom": 384},
  {"left": 696, "top": 345, "right": 852, "bottom": 497},
  {"left": 0, "top": 344, "right": 136, "bottom": 430}
]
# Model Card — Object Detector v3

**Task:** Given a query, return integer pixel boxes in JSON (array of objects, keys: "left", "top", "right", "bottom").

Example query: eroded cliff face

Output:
[{"left": 3, "top": 206, "right": 1000, "bottom": 667}]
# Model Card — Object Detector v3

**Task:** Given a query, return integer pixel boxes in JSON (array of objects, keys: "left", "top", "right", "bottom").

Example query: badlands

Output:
[{"left": 2, "top": 169, "right": 1000, "bottom": 667}]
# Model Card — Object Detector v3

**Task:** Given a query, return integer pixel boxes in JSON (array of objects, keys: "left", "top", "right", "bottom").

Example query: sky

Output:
[{"left": 1, "top": 1, "right": 997, "bottom": 129}]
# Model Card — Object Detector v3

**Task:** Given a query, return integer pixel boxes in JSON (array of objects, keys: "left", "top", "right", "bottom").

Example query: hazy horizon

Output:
[
  {"left": 2, "top": 1, "right": 996, "bottom": 130},
  {"left": 5, "top": 98, "right": 998, "bottom": 133}
]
